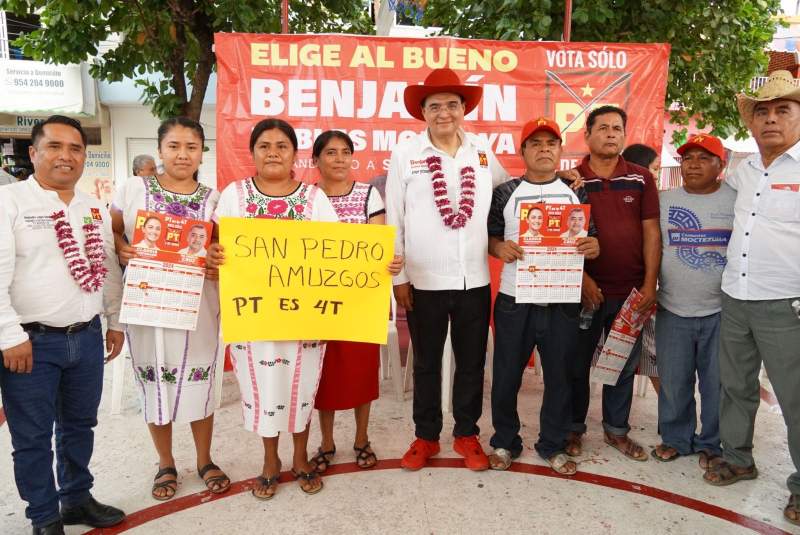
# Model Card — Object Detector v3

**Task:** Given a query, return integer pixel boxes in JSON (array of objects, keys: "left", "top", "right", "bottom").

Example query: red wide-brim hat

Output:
[{"left": 404, "top": 68, "right": 483, "bottom": 121}]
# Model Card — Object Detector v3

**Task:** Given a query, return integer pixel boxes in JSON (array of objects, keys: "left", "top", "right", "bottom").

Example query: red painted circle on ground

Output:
[{"left": 82, "top": 458, "right": 793, "bottom": 535}]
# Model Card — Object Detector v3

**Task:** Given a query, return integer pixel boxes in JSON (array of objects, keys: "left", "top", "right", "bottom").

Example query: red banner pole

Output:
[
  {"left": 563, "top": 0, "right": 573, "bottom": 42},
  {"left": 281, "top": 0, "right": 289, "bottom": 33}
]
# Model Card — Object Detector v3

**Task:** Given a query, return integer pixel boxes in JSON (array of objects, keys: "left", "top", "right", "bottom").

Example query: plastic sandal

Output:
[
  {"left": 291, "top": 468, "right": 324, "bottom": 495},
  {"left": 651, "top": 444, "right": 681, "bottom": 462},
  {"left": 251, "top": 474, "right": 280, "bottom": 501}
]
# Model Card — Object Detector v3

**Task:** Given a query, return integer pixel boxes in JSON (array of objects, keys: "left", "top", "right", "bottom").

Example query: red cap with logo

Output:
[
  {"left": 520, "top": 117, "right": 562, "bottom": 147},
  {"left": 677, "top": 134, "right": 726, "bottom": 161}
]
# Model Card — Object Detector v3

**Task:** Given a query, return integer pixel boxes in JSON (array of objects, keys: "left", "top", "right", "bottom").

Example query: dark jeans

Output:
[
  {"left": 407, "top": 285, "right": 491, "bottom": 441},
  {"left": 570, "top": 298, "right": 642, "bottom": 436},
  {"left": 0, "top": 316, "right": 104, "bottom": 528},
  {"left": 489, "top": 293, "right": 579, "bottom": 460}
]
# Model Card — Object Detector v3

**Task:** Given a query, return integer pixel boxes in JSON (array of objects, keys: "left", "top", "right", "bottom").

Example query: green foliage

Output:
[
  {"left": 424, "top": 0, "right": 783, "bottom": 141},
  {"left": 2, "top": 0, "right": 374, "bottom": 120}
]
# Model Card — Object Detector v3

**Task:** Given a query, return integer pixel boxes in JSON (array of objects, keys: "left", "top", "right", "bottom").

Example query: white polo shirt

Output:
[
  {"left": 722, "top": 139, "right": 800, "bottom": 300},
  {"left": 386, "top": 130, "right": 508, "bottom": 290},
  {"left": 0, "top": 178, "right": 124, "bottom": 350}
]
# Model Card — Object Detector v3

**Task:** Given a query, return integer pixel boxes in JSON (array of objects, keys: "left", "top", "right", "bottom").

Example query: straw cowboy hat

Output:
[
  {"left": 737, "top": 70, "right": 800, "bottom": 126},
  {"left": 404, "top": 68, "right": 483, "bottom": 121}
]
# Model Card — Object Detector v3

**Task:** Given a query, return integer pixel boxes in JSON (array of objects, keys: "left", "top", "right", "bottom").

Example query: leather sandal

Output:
[
  {"left": 354, "top": 442, "right": 378, "bottom": 469},
  {"left": 703, "top": 461, "right": 758, "bottom": 486},
  {"left": 309, "top": 445, "right": 336, "bottom": 473},
  {"left": 565, "top": 432, "right": 583, "bottom": 457},
  {"left": 547, "top": 453, "right": 578, "bottom": 475},
  {"left": 604, "top": 432, "right": 648, "bottom": 462},
  {"left": 697, "top": 449, "right": 722, "bottom": 470},
  {"left": 198, "top": 462, "right": 231, "bottom": 494},
  {"left": 488, "top": 448, "right": 514, "bottom": 471},
  {"left": 785, "top": 494, "right": 800, "bottom": 526},
  {"left": 151, "top": 467, "right": 178, "bottom": 501}
]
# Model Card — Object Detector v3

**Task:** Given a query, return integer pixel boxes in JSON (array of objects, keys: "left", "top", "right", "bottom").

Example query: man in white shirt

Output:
[
  {"left": 0, "top": 116, "right": 126, "bottom": 535},
  {"left": 559, "top": 207, "right": 589, "bottom": 241},
  {"left": 702, "top": 71, "right": 800, "bottom": 527},
  {"left": 386, "top": 68, "right": 507, "bottom": 472},
  {"left": 178, "top": 224, "right": 208, "bottom": 258}
]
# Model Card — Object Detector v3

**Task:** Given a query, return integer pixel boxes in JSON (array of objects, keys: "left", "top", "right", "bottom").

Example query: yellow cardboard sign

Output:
[{"left": 219, "top": 217, "right": 395, "bottom": 344}]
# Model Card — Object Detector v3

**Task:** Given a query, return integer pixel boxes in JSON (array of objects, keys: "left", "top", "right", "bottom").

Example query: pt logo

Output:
[{"left": 545, "top": 70, "right": 632, "bottom": 145}]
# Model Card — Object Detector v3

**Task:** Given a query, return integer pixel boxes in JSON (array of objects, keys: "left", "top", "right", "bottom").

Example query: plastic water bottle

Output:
[{"left": 579, "top": 305, "right": 596, "bottom": 330}]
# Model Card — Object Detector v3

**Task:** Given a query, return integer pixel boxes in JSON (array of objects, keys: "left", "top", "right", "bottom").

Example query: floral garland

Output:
[
  {"left": 426, "top": 155, "right": 476, "bottom": 229},
  {"left": 52, "top": 210, "right": 107, "bottom": 292}
]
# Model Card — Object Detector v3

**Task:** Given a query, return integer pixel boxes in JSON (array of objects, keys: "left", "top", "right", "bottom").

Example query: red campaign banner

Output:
[
  {"left": 215, "top": 33, "right": 670, "bottom": 190},
  {"left": 131, "top": 210, "right": 212, "bottom": 267},
  {"left": 518, "top": 203, "right": 590, "bottom": 247}
]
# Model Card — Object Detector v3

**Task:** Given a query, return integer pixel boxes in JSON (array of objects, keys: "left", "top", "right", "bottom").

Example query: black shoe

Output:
[
  {"left": 61, "top": 497, "right": 125, "bottom": 528},
  {"left": 32, "top": 519, "right": 65, "bottom": 535}
]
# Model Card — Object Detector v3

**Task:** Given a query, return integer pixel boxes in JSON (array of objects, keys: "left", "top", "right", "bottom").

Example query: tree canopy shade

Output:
[
  {"left": 2, "top": 0, "right": 374, "bottom": 120},
  {"left": 423, "top": 0, "right": 784, "bottom": 141}
]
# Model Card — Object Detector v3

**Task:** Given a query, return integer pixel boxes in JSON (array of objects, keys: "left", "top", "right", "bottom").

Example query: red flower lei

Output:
[
  {"left": 51, "top": 210, "right": 107, "bottom": 292},
  {"left": 426, "top": 155, "right": 476, "bottom": 229}
]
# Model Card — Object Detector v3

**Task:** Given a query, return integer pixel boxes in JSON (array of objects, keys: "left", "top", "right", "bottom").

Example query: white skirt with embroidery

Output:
[
  {"left": 229, "top": 339, "right": 326, "bottom": 437},
  {"left": 127, "top": 281, "right": 222, "bottom": 425}
]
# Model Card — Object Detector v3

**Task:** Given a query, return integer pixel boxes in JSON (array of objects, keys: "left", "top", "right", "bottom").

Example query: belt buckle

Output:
[{"left": 65, "top": 322, "right": 82, "bottom": 334}]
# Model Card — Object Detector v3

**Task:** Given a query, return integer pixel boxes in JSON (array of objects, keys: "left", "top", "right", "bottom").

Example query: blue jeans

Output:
[
  {"left": 0, "top": 316, "right": 104, "bottom": 528},
  {"left": 490, "top": 293, "right": 579, "bottom": 460},
  {"left": 654, "top": 308, "right": 721, "bottom": 455},
  {"left": 570, "top": 298, "right": 642, "bottom": 436}
]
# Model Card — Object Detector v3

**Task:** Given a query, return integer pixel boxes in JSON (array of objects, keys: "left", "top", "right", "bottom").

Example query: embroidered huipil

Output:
[
  {"left": 112, "top": 175, "right": 221, "bottom": 424},
  {"left": 213, "top": 178, "right": 339, "bottom": 437}
]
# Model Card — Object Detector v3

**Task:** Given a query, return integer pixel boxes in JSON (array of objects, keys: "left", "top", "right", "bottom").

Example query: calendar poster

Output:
[{"left": 515, "top": 203, "right": 590, "bottom": 303}]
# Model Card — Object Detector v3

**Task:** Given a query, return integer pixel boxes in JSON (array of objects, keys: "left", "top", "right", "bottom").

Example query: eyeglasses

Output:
[{"left": 425, "top": 101, "right": 462, "bottom": 115}]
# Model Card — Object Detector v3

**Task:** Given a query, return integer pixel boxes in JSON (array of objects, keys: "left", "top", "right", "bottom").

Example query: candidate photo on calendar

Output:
[
  {"left": 131, "top": 209, "right": 212, "bottom": 267},
  {"left": 518, "top": 203, "right": 591, "bottom": 247}
]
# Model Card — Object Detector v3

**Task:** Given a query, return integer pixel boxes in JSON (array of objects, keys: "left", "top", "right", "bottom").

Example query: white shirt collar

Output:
[
  {"left": 418, "top": 129, "right": 471, "bottom": 153},
  {"left": 747, "top": 137, "right": 800, "bottom": 169}
]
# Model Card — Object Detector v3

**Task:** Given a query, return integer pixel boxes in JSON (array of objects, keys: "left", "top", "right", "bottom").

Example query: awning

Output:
[
  {"left": 0, "top": 59, "right": 96, "bottom": 116},
  {"left": 721, "top": 135, "right": 759, "bottom": 154}
]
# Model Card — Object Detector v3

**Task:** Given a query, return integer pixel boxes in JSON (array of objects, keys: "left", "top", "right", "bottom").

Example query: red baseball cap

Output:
[
  {"left": 677, "top": 134, "right": 726, "bottom": 161},
  {"left": 521, "top": 117, "right": 562, "bottom": 147}
]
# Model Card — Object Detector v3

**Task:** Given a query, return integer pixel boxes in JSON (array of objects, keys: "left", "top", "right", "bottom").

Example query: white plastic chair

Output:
[{"left": 380, "top": 294, "right": 405, "bottom": 401}]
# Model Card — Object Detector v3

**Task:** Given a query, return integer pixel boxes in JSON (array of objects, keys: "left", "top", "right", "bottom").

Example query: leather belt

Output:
[{"left": 21, "top": 318, "right": 96, "bottom": 334}]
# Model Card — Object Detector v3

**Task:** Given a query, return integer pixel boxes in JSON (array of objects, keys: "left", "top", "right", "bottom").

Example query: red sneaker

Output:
[
  {"left": 400, "top": 438, "right": 440, "bottom": 471},
  {"left": 453, "top": 435, "right": 489, "bottom": 471}
]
